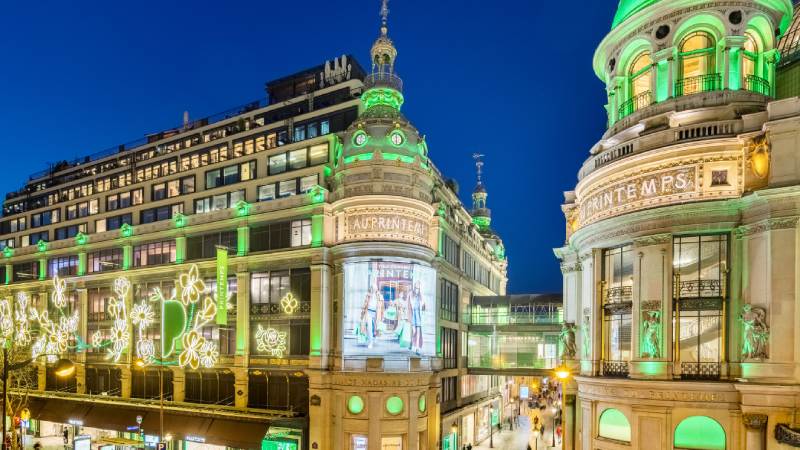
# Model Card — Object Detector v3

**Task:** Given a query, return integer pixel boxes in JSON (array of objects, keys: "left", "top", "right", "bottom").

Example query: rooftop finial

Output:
[
  {"left": 473, "top": 153, "right": 485, "bottom": 185},
  {"left": 380, "top": 0, "right": 390, "bottom": 35}
]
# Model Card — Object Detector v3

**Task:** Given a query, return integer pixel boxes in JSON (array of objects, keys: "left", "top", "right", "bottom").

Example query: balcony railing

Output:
[
  {"left": 250, "top": 302, "right": 311, "bottom": 316},
  {"left": 618, "top": 91, "right": 653, "bottom": 120},
  {"left": 604, "top": 286, "right": 633, "bottom": 304},
  {"left": 674, "top": 279, "right": 723, "bottom": 299},
  {"left": 675, "top": 73, "right": 721, "bottom": 96},
  {"left": 364, "top": 72, "right": 403, "bottom": 92},
  {"left": 680, "top": 361, "right": 720, "bottom": 380},
  {"left": 745, "top": 74, "right": 771, "bottom": 96},
  {"left": 602, "top": 360, "right": 629, "bottom": 377}
]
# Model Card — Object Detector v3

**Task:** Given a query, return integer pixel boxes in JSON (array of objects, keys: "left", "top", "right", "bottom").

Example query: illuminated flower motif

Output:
[
  {"left": 131, "top": 302, "right": 154, "bottom": 328},
  {"left": 178, "top": 265, "right": 205, "bottom": 305},
  {"left": 255, "top": 324, "right": 287, "bottom": 358},
  {"left": 31, "top": 338, "right": 45, "bottom": 358},
  {"left": 52, "top": 276, "right": 68, "bottom": 308},
  {"left": 114, "top": 277, "right": 131, "bottom": 300},
  {"left": 199, "top": 340, "right": 219, "bottom": 368},
  {"left": 14, "top": 293, "right": 30, "bottom": 345},
  {"left": 280, "top": 293, "right": 299, "bottom": 314},
  {"left": 136, "top": 338, "right": 155, "bottom": 362},
  {"left": 91, "top": 330, "right": 104, "bottom": 348},
  {"left": 178, "top": 331, "right": 204, "bottom": 370}
]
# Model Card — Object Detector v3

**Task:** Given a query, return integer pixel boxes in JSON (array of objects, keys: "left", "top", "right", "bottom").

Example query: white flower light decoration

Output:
[
  {"left": 0, "top": 299, "right": 13, "bottom": 342},
  {"left": 255, "top": 324, "right": 287, "bottom": 358},
  {"left": 131, "top": 301, "right": 155, "bottom": 363},
  {"left": 14, "top": 293, "right": 31, "bottom": 346},
  {"left": 280, "top": 293, "right": 299, "bottom": 314},
  {"left": 90, "top": 277, "right": 132, "bottom": 362},
  {"left": 52, "top": 276, "right": 68, "bottom": 308}
]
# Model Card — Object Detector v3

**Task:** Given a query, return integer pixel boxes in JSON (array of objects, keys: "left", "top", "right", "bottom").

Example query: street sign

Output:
[
  {"left": 156, "top": 443, "right": 167, "bottom": 450},
  {"left": 136, "top": 415, "right": 143, "bottom": 425},
  {"left": 126, "top": 425, "right": 140, "bottom": 431}
]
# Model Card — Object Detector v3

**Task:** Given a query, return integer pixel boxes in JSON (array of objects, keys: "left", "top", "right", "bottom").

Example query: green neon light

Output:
[
  {"left": 386, "top": 396, "right": 404, "bottom": 415},
  {"left": 494, "top": 244, "right": 506, "bottom": 260},
  {"left": 78, "top": 253, "right": 87, "bottom": 276},
  {"left": 344, "top": 153, "right": 374, "bottom": 164},
  {"left": 311, "top": 214, "right": 324, "bottom": 248},
  {"left": 418, "top": 394, "right": 426, "bottom": 413},
  {"left": 161, "top": 298, "right": 187, "bottom": 358},
  {"left": 333, "top": 137, "right": 343, "bottom": 169},
  {"left": 216, "top": 247, "right": 228, "bottom": 325},
  {"left": 173, "top": 213, "right": 187, "bottom": 228},
  {"left": 237, "top": 226, "right": 249, "bottom": 256},
  {"left": 323, "top": 165, "right": 332, "bottom": 177},
  {"left": 36, "top": 240, "right": 47, "bottom": 253},
  {"left": 4, "top": 265, "right": 10, "bottom": 285},
  {"left": 473, "top": 216, "right": 491, "bottom": 231},
  {"left": 381, "top": 152, "right": 414, "bottom": 163},
  {"left": 674, "top": 416, "right": 725, "bottom": 450},
  {"left": 361, "top": 87, "right": 404, "bottom": 110},
  {"left": 2, "top": 248, "right": 13, "bottom": 259},
  {"left": 729, "top": 47, "right": 741, "bottom": 90},
  {"left": 656, "top": 59, "right": 669, "bottom": 101},
  {"left": 74, "top": 232, "right": 88, "bottom": 246},
  {"left": 233, "top": 200, "right": 251, "bottom": 217},
  {"left": 308, "top": 186, "right": 326, "bottom": 205},
  {"left": 38, "top": 257, "right": 46, "bottom": 280},
  {"left": 175, "top": 236, "right": 186, "bottom": 264},
  {"left": 122, "top": 245, "right": 132, "bottom": 270},
  {"left": 611, "top": 0, "right": 660, "bottom": 28},
  {"left": 120, "top": 223, "right": 133, "bottom": 238},
  {"left": 347, "top": 395, "right": 365, "bottom": 415},
  {"left": 598, "top": 409, "right": 631, "bottom": 442}
]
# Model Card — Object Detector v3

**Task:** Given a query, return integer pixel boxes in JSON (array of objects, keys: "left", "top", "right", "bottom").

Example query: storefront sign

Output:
[
  {"left": 381, "top": 436, "right": 402, "bottom": 450},
  {"left": 341, "top": 207, "right": 430, "bottom": 247},
  {"left": 579, "top": 166, "right": 697, "bottom": 226}
]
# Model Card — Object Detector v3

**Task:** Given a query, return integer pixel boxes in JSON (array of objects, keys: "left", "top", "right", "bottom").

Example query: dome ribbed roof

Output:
[{"left": 612, "top": 0, "right": 662, "bottom": 28}]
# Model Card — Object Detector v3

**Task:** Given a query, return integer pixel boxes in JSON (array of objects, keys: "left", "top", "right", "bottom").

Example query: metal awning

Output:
[{"left": 26, "top": 396, "right": 276, "bottom": 449}]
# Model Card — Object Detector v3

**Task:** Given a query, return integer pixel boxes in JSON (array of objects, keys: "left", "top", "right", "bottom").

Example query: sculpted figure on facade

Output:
[
  {"left": 560, "top": 322, "right": 577, "bottom": 359},
  {"left": 641, "top": 310, "right": 661, "bottom": 359},
  {"left": 740, "top": 304, "right": 769, "bottom": 360},
  {"left": 582, "top": 314, "right": 591, "bottom": 359}
]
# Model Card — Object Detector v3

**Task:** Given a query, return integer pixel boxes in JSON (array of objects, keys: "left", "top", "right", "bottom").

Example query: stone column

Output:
[
  {"left": 120, "top": 367, "right": 132, "bottom": 398},
  {"left": 563, "top": 390, "right": 577, "bottom": 450},
  {"left": 743, "top": 413, "right": 768, "bottom": 450},
  {"left": 171, "top": 367, "right": 185, "bottom": 402},
  {"left": 4, "top": 264, "right": 11, "bottom": 285},
  {"left": 235, "top": 270, "right": 250, "bottom": 366},
  {"left": 175, "top": 236, "right": 186, "bottom": 264},
  {"left": 310, "top": 261, "right": 332, "bottom": 369},
  {"left": 75, "top": 364, "right": 86, "bottom": 395},
  {"left": 76, "top": 287, "right": 88, "bottom": 364},
  {"left": 407, "top": 391, "right": 419, "bottom": 450},
  {"left": 367, "top": 392, "right": 381, "bottom": 450},
  {"left": 232, "top": 367, "right": 248, "bottom": 409},
  {"left": 236, "top": 226, "right": 249, "bottom": 256},
  {"left": 36, "top": 365, "right": 46, "bottom": 392}
]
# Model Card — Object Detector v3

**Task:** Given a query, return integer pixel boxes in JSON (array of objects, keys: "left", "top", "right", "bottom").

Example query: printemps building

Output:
[
  {"left": 556, "top": 0, "right": 800, "bottom": 449},
  {"left": 0, "top": 4, "right": 508, "bottom": 450}
]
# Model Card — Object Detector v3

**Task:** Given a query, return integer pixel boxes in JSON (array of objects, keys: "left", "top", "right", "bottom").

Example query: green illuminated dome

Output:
[{"left": 612, "top": 0, "right": 662, "bottom": 28}]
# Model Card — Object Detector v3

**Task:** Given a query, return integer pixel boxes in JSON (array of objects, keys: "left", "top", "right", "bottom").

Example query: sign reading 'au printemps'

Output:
[
  {"left": 579, "top": 166, "right": 697, "bottom": 226},
  {"left": 342, "top": 207, "right": 430, "bottom": 246}
]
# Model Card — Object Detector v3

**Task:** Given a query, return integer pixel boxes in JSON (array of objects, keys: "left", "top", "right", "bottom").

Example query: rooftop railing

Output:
[{"left": 363, "top": 72, "right": 403, "bottom": 92}]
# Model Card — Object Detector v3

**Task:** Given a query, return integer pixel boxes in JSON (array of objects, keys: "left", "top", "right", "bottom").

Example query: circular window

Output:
[
  {"left": 389, "top": 131, "right": 404, "bottom": 146},
  {"left": 729, "top": 10, "right": 743, "bottom": 25},
  {"left": 347, "top": 395, "right": 365, "bottom": 415},
  {"left": 386, "top": 396, "right": 404, "bottom": 415},
  {"left": 608, "top": 58, "right": 616, "bottom": 72},
  {"left": 418, "top": 395, "right": 426, "bottom": 413},
  {"left": 353, "top": 131, "right": 368, "bottom": 147},
  {"left": 655, "top": 25, "right": 670, "bottom": 40}
]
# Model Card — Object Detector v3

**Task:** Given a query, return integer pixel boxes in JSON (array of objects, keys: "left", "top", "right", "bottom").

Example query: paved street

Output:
[{"left": 471, "top": 406, "right": 561, "bottom": 450}]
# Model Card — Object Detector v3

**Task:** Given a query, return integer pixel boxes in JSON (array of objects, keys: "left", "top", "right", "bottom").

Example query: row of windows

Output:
[
  {"left": 441, "top": 327, "right": 458, "bottom": 369},
  {"left": 442, "top": 233, "right": 460, "bottom": 267},
  {"left": 439, "top": 279, "right": 459, "bottom": 322},
  {"left": 257, "top": 175, "right": 319, "bottom": 201},
  {"left": 206, "top": 161, "right": 256, "bottom": 189}
]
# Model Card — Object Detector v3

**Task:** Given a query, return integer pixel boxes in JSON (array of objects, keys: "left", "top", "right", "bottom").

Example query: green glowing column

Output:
[
  {"left": 122, "top": 244, "right": 133, "bottom": 270},
  {"left": 77, "top": 252, "right": 87, "bottom": 276},
  {"left": 77, "top": 288, "right": 88, "bottom": 365},
  {"left": 237, "top": 225, "right": 249, "bottom": 256},
  {"left": 311, "top": 214, "right": 324, "bottom": 247},
  {"left": 235, "top": 271, "right": 250, "bottom": 363},
  {"left": 309, "top": 263, "right": 331, "bottom": 368},
  {"left": 653, "top": 47, "right": 674, "bottom": 102},
  {"left": 175, "top": 236, "right": 186, "bottom": 264},
  {"left": 38, "top": 257, "right": 46, "bottom": 281},
  {"left": 4, "top": 264, "right": 10, "bottom": 285}
]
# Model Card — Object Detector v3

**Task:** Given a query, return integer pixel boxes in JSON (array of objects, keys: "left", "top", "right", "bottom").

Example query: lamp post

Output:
[
  {"left": 450, "top": 423, "right": 458, "bottom": 450},
  {"left": 554, "top": 365, "right": 571, "bottom": 450},
  {"left": 1, "top": 350, "right": 74, "bottom": 450},
  {"left": 133, "top": 358, "right": 163, "bottom": 446},
  {"left": 488, "top": 404, "right": 494, "bottom": 448}
]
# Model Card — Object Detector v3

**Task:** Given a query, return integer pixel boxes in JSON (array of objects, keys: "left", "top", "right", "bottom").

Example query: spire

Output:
[
  {"left": 471, "top": 154, "right": 491, "bottom": 231},
  {"left": 370, "top": 0, "right": 399, "bottom": 79},
  {"left": 362, "top": 0, "right": 404, "bottom": 113}
]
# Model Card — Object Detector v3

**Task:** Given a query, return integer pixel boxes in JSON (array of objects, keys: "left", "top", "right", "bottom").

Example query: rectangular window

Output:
[
  {"left": 12, "top": 261, "right": 40, "bottom": 282},
  {"left": 309, "top": 144, "right": 328, "bottom": 165},
  {"left": 105, "top": 213, "right": 132, "bottom": 231},
  {"left": 293, "top": 125, "right": 306, "bottom": 142},
  {"left": 441, "top": 327, "right": 458, "bottom": 369},
  {"left": 299, "top": 175, "right": 318, "bottom": 193},
  {"left": 288, "top": 149, "right": 307, "bottom": 170},
  {"left": 291, "top": 219, "right": 312, "bottom": 247},
  {"left": 439, "top": 279, "right": 459, "bottom": 322},
  {"left": 87, "top": 248, "right": 124, "bottom": 273},
  {"left": 601, "top": 245, "right": 633, "bottom": 370},
  {"left": 268, "top": 154, "right": 287, "bottom": 175},
  {"left": 0, "top": 239, "right": 14, "bottom": 251},
  {"left": 55, "top": 223, "right": 86, "bottom": 241},
  {"left": 107, "top": 188, "right": 143, "bottom": 211},
  {"left": 250, "top": 221, "right": 291, "bottom": 252},
  {"left": 134, "top": 240, "right": 177, "bottom": 267},
  {"left": 28, "top": 231, "right": 49, "bottom": 245},
  {"left": 30, "top": 209, "right": 60, "bottom": 228},
  {"left": 205, "top": 163, "right": 254, "bottom": 189},
  {"left": 6, "top": 217, "right": 26, "bottom": 233},
  {"left": 278, "top": 180, "right": 297, "bottom": 198},
  {"left": 320, "top": 120, "right": 330, "bottom": 135},
  {"left": 307, "top": 122, "right": 318, "bottom": 139},
  {"left": 141, "top": 204, "right": 183, "bottom": 224},
  {"left": 48, "top": 255, "right": 79, "bottom": 277},
  {"left": 185, "top": 231, "right": 237, "bottom": 260},
  {"left": 257, "top": 185, "right": 276, "bottom": 202}
]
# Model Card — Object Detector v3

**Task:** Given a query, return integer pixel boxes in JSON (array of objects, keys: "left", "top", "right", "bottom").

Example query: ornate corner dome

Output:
[{"left": 612, "top": 0, "right": 662, "bottom": 29}]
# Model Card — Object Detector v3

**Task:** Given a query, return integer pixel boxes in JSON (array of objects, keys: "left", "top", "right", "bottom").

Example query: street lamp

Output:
[
  {"left": 133, "top": 358, "right": 164, "bottom": 447},
  {"left": 450, "top": 423, "right": 458, "bottom": 450},
  {"left": 2, "top": 351, "right": 74, "bottom": 449},
  {"left": 554, "top": 365, "right": 571, "bottom": 449}
]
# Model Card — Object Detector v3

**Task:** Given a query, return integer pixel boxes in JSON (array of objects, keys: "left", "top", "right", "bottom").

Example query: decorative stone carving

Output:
[
  {"left": 640, "top": 300, "right": 661, "bottom": 311},
  {"left": 560, "top": 262, "right": 582, "bottom": 274},
  {"left": 582, "top": 314, "right": 591, "bottom": 359},
  {"left": 560, "top": 322, "right": 577, "bottom": 358},
  {"left": 641, "top": 310, "right": 662, "bottom": 359},
  {"left": 633, "top": 233, "right": 672, "bottom": 247},
  {"left": 735, "top": 217, "right": 800, "bottom": 238},
  {"left": 775, "top": 423, "right": 800, "bottom": 447},
  {"left": 740, "top": 304, "right": 769, "bottom": 360},
  {"left": 742, "top": 413, "right": 768, "bottom": 430}
]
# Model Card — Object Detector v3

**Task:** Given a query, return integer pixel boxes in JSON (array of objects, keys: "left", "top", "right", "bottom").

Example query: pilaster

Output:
[
  {"left": 235, "top": 270, "right": 250, "bottom": 365},
  {"left": 310, "top": 261, "right": 332, "bottom": 368},
  {"left": 171, "top": 367, "right": 185, "bottom": 402},
  {"left": 120, "top": 366, "right": 132, "bottom": 398}
]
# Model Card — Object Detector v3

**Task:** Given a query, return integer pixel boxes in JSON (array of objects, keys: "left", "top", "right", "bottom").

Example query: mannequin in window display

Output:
[{"left": 410, "top": 281, "right": 425, "bottom": 354}]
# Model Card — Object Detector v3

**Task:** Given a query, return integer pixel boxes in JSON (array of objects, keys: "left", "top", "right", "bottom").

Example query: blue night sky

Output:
[{"left": 0, "top": 1, "right": 617, "bottom": 294}]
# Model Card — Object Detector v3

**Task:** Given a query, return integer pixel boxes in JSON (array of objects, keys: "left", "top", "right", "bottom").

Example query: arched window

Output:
[
  {"left": 742, "top": 32, "right": 768, "bottom": 95},
  {"left": 678, "top": 32, "right": 718, "bottom": 95},
  {"left": 598, "top": 408, "right": 631, "bottom": 442},
  {"left": 619, "top": 52, "right": 653, "bottom": 118},
  {"left": 674, "top": 416, "right": 726, "bottom": 450}
]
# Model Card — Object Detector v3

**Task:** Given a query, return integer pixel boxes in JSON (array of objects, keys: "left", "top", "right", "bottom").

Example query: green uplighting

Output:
[
  {"left": 216, "top": 247, "right": 229, "bottom": 325},
  {"left": 344, "top": 153, "right": 374, "bottom": 164},
  {"left": 237, "top": 226, "right": 249, "bottom": 256},
  {"left": 36, "top": 240, "right": 47, "bottom": 253},
  {"left": 38, "top": 257, "right": 46, "bottom": 280},
  {"left": 473, "top": 216, "right": 491, "bottom": 231},
  {"left": 598, "top": 408, "right": 631, "bottom": 442},
  {"left": 74, "top": 232, "right": 88, "bottom": 246},
  {"left": 2, "top": 247, "right": 13, "bottom": 259},
  {"left": 418, "top": 394, "right": 426, "bottom": 413},
  {"left": 308, "top": 186, "right": 326, "bottom": 205},
  {"left": 122, "top": 245, "right": 132, "bottom": 270},
  {"left": 352, "top": 130, "right": 369, "bottom": 148},
  {"left": 78, "top": 253, "right": 87, "bottom": 276},
  {"left": 611, "top": 0, "right": 661, "bottom": 29},
  {"left": 311, "top": 215, "right": 324, "bottom": 248},
  {"left": 674, "top": 416, "right": 726, "bottom": 450},
  {"left": 120, "top": 223, "right": 133, "bottom": 238},
  {"left": 388, "top": 130, "right": 406, "bottom": 147},
  {"left": 381, "top": 152, "right": 414, "bottom": 163},
  {"left": 234, "top": 200, "right": 252, "bottom": 217},
  {"left": 175, "top": 236, "right": 186, "bottom": 264},
  {"left": 385, "top": 396, "right": 404, "bottom": 415},
  {"left": 347, "top": 395, "right": 365, "bottom": 415},
  {"left": 361, "top": 87, "right": 404, "bottom": 111},
  {"left": 173, "top": 213, "right": 187, "bottom": 228}
]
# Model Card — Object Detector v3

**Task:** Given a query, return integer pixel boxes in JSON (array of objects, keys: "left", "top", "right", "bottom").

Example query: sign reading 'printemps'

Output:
[
  {"left": 579, "top": 166, "right": 697, "bottom": 225},
  {"left": 343, "top": 206, "right": 430, "bottom": 246}
]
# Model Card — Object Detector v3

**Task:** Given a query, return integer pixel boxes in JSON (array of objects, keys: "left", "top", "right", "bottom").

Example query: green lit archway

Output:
[
  {"left": 598, "top": 408, "right": 631, "bottom": 442},
  {"left": 674, "top": 416, "right": 726, "bottom": 450}
]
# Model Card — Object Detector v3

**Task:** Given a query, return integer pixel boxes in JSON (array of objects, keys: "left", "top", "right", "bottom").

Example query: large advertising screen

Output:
[{"left": 343, "top": 261, "right": 436, "bottom": 357}]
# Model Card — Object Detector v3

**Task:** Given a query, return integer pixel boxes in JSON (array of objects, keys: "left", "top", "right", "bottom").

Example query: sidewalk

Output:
[{"left": 471, "top": 415, "right": 561, "bottom": 450}]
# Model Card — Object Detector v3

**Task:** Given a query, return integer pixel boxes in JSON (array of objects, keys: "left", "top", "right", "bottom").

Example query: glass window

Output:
[
  {"left": 223, "top": 165, "right": 239, "bottom": 185},
  {"left": 288, "top": 149, "right": 308, "bottom": 170},
  {"left": 153, "top": 183, "right": 167, "bottom": 201},
  {"left": 181, "top": 176, "right": 195, "bottom": 194},
  {"left": 309, "top": 144, "right": 328, "bottom": 165},
  {"left": 300, "top": 175, "right": 318, "bottom": 193},
  {"left": 291, "top": 219, "right": 312, "bottom": 247},
  {"left": 95, "top": 219, "right": 107, "bottom": 233},
  {"left": 258, "top": 185, "right": 275, "bottom": 202},
  {"left": 307, "top": 122, "right": 318, "bottom": 139},
  {"left": 743, "top": 32, "right": 759, "bottom": 80},
  {"left": 629, "top": 52, "right": 652, "bottom": 98},
  {"left": 278, "top": 180, "right": 297, "bottom": 198},
  {"left": 212, "top": 194, "right": 228, "bottom": 211},
  {"left": 679, "top": 32, "right": 716, "bottom": 94},
  {"left": 241, "top": 161, "right": 255, "bottom": 181},
  {"left": 320, "top": 120, "right": 330, "bottom": 135},
  {"left": 229, "top": 190, "right": 244, "bottom": 205},
  {"left": 269, "top": 154, "right": 287, "bottom": 175},
  {"left": 206, "top": 169, "right": 222, "bottom": 189},
  {"left": 293, "top": 125, "right": 306, "bottom": 142}
]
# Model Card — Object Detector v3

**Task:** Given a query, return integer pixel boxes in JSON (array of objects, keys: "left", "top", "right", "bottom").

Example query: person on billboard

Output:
[
  {"left": 410, "top": 281, "right": 425, "bottom": 354},
  {"left": 383, "top": 290, "right": 399, "bottom": 334},
  {"left": 359, "top": 280, "right": 383, "bottom": 348},
  {"left": 395, "top": 293, "right": 412, "bottom": 350}
]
